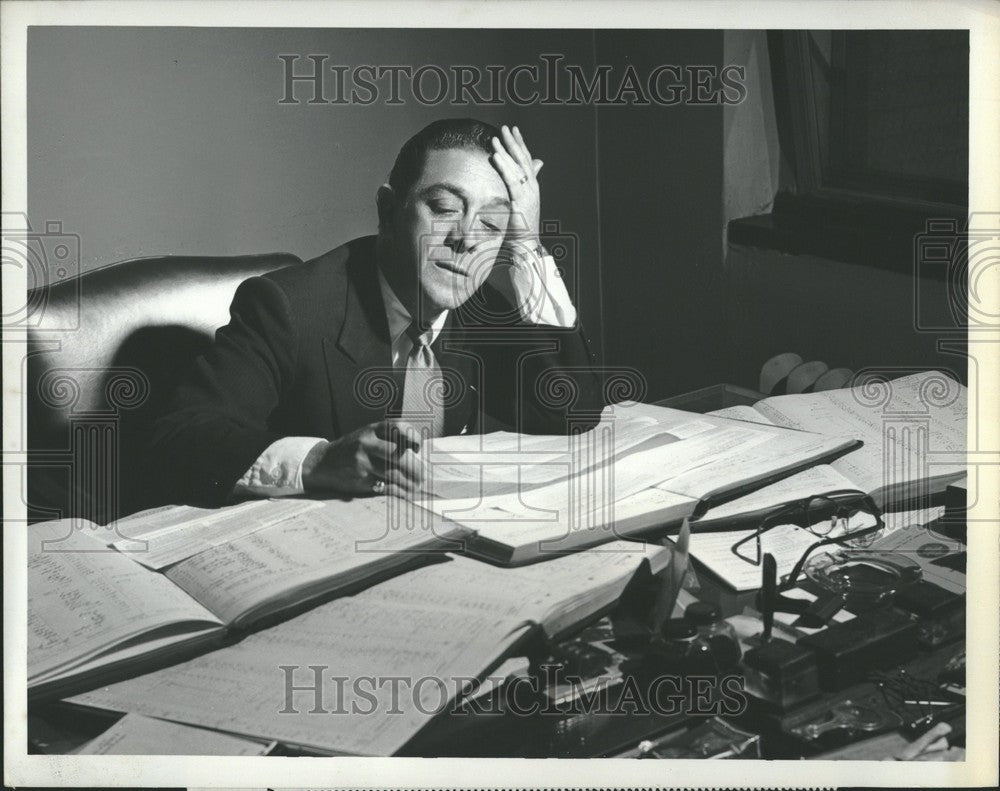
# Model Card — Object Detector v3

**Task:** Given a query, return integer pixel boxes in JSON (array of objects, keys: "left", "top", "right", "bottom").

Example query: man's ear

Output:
[{"left": 376, "top": 184, "right": 396, "bottom": 230}]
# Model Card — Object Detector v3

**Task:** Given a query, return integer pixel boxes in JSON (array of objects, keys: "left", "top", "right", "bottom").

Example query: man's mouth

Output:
[{"left": 433, "top": 260, "right": 470, "bottom": 276}]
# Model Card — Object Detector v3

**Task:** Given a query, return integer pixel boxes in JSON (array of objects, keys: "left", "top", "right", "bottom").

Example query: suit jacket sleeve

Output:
[
  {"left": 474, "top": 285, "right": 604, "bottom": 434},
  {"left": 510, "top": 323, "right": 604, "bottom": 434},
  {"left": 150, "top": 275, "right": 295, "bottom": 505}
]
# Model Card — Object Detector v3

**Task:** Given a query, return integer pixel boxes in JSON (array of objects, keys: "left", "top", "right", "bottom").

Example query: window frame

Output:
[{"left": 728, "top": 30, "right": 970, "bottom": 276}]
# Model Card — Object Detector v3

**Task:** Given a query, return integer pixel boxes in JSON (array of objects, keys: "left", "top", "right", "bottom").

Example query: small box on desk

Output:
[
  {"left": 654, "top": 383, "right": 766, "bottom": 414},
  {"left": 742, "top": 638, "right": 820, "bottom": 712},
  {"left": 798, "top": 608, "right": 919, "bottom": 691},
  {"left": 945, "top": 475, "right": 967, "bottom": 517},
  {"left": 894, "top": 581, "right": 965, "bottom": 648}
]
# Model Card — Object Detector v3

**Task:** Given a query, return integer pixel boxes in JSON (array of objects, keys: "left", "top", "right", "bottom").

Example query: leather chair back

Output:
[{"left": 26, "top": 253, "right": 302, "bottom": 523}]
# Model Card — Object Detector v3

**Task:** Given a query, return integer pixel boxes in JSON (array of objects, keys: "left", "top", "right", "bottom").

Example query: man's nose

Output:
[{"left": 444, "top": 218, "right": 482, "bottom": 254}]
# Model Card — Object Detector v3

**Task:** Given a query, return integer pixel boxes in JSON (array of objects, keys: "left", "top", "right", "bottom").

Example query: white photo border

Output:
[{"left": 3, "top": 0, "right": 998, "bottom": 787}]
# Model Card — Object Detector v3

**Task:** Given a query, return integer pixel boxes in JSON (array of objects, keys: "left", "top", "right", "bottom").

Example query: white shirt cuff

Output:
[
  {"left": 512, "top": 247, "right": 577, "bottom": 328},
  {"left": 233, "top": 436, "right": 328, "bottom": 498}
]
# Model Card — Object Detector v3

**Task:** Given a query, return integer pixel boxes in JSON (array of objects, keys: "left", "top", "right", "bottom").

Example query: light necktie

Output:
[{"left": 401, "top": 321, "right": 445, "bottom": 438}]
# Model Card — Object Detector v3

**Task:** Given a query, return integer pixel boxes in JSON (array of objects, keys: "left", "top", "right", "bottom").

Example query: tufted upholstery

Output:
[{"left": 26, "top": 253, "right": 302, "bottom": 524}]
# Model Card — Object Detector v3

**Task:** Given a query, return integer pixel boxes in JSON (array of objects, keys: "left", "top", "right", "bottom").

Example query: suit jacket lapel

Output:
[
  {"left": 323, "top": 239, "right": 393, "bottom": 434},
  {"left": 322, "top": 239, "right": 480, "bottom": 438}
]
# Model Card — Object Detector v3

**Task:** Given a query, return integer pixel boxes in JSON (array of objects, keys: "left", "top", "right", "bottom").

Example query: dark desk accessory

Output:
[
  {"left": 804, "top": 550, "right": 921, "bottom": 610},
  {"left": 894, "top": 579, "right": 958, "bottom": 619},
  {"left": 772, "top": 687, "right": 906, "bottom": 754},
  {"left": 787, "top": 698, "right": 900, "bottom": 745},
  {"left": 760, "top": 553, "right": 777, "bottom": 641},
  {"left": 632, "top": 602, "right": 743, "bottom": 679},
  {"left": 942, "top": 476, "right": 967, "bottom": 534},
  {"left": 680, "top": 602, "right": 742, "bottom": 670},
  {"left": 756, "top": 590, "right": 809, "bottom": 616},
  {"left": 894, "top": 580, "right": 965, "bottom": 648},
  {"left": 742, "top": 637, "right": 821, "bottom": 713},
  {"left": 643, "top": 610, "right": 742, "bottom": 677},
  {"left": 930, "top": 545, "right": 967, "bottom": 573},
  {"left": 616, "top": 519, "right": 745, "bottom": 679},
  {"left": 550, "top": 641, "right": 618, "bottom": 679},
  {"left": 937, "top": 649, "right": 965, "bottom": 692},
  {"left": 741, "top": 553, "right": 820, "bottom": 712},
  {"left": 633, "top": 717, "right": 760, "bottom": 759},
  {"left": 653, "top": 383, "right": 765, "bottom": 413},
  {"left": 795, "top": 592, "right": 845, "bottom": 629},
  {"left": 525, "top": 619, "right": 630, "bottom": 712},
  {"left": 799, "top": 607, "right": 919, "bottom": 690},
  {"left": 870, "top": 666, "right": 965, "bottom": 738},
  {"left": 936, "top": 518, "right": 966, "bottom": 544},
  {"left": 541, "top": 640, "right": 626, "bottom": 711},
  {"left": 753, "top": 586, "right": 844, "bottom": 630}
]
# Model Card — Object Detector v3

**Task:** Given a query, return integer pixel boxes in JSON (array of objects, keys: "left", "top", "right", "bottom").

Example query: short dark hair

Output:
[{"left": 388, "top": 118, "right": 501, "bottom": 199}]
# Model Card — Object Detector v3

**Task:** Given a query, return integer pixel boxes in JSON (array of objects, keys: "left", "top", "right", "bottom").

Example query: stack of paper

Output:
[{"left": 70, "top": 540, "right": 671, "bottom": 756}]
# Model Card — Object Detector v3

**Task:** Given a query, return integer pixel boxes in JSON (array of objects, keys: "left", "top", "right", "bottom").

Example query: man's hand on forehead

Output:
[
  {"left": 487, "top": 124, "right": 576, "bottom": 324},
  {"left": 490, "top": 125, "right": 542, "bottom": 244}
]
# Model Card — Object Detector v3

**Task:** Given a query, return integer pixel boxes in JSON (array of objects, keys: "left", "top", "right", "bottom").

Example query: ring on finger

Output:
[
  {"left": 371, "top": 478, "right": 386, "bottom": 494},
  {"left": 518, "top": 174, "right": 529, "bottom": 185}
]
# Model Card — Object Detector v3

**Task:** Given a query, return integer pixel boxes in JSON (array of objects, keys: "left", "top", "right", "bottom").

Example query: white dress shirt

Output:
[{"left": 233, "top": 246, "right": 576, "bottom": 498}]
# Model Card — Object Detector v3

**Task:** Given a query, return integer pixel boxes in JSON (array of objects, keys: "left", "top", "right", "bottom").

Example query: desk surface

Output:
[
  {"left": 30, "top": 519, "right": 966, "bottom": 759},
  {"left": 23, "top": 378, "right": 968, "bottom": 758}
]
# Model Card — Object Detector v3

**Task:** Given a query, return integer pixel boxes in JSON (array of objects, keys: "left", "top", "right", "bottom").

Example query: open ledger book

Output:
[
  {"left": 70, "top": 540, "right": 671, "bottom": 756},
  {"left": 690, "top": 370, "right": 967, "bottom": 529},
  {"left": 32, "top": 378, "right": 902, "bottom": 698},
  {"left": 28, "top": 405, "right": 848, "bottom": 698},
  {"left": 27, "top": 497, "right": 465, "bottom": 700},
  {"left": 415, "top": 404, "right": 859, "bottom": 564}
]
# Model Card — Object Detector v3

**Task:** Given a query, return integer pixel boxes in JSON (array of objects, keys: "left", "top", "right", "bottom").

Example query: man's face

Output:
[{"left": 382, "top": 147, "right": 511, "bottom": 318}]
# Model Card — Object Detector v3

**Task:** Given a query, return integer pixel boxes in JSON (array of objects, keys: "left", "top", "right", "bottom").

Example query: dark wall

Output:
[
  {"left": 27, "top": 27, "right": 957, "bottom": 401},
  {"left": 594, "top": 30, "right": 727, "bottom": 400},
  {"left": 27, "top": 27, "right": 604, "bottom": 345},
  {"left": 724, "top": 245, "right": 965, "bottom": 388}
]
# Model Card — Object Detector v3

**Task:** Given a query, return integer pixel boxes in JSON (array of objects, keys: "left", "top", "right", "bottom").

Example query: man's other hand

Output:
[{"left": 301, "top": 420, "right": 425, "bottom": 497}]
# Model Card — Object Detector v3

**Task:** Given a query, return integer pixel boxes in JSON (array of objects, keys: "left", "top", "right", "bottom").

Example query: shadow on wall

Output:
[{"left": 27, "top": 325, "right": 213, "bottom": 524}]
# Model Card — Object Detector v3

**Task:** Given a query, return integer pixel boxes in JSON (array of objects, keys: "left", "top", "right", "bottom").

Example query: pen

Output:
[{"left": 761, "top": 553, "right": 777, "bottom": 644}]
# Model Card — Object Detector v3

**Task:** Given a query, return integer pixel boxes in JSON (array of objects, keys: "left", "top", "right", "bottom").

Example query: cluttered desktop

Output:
[{"left": 26, "top": 370, "right": 967, "bottom": 760}]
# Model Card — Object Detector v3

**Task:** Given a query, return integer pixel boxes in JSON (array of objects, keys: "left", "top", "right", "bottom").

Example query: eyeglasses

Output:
[{"left": 730, "top": 490, "right": 885, "bottom": 591}]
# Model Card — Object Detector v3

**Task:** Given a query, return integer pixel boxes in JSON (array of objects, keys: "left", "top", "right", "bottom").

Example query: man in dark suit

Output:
[{"left": 152, "top": 118, "right": 602, "bottom": 505}]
